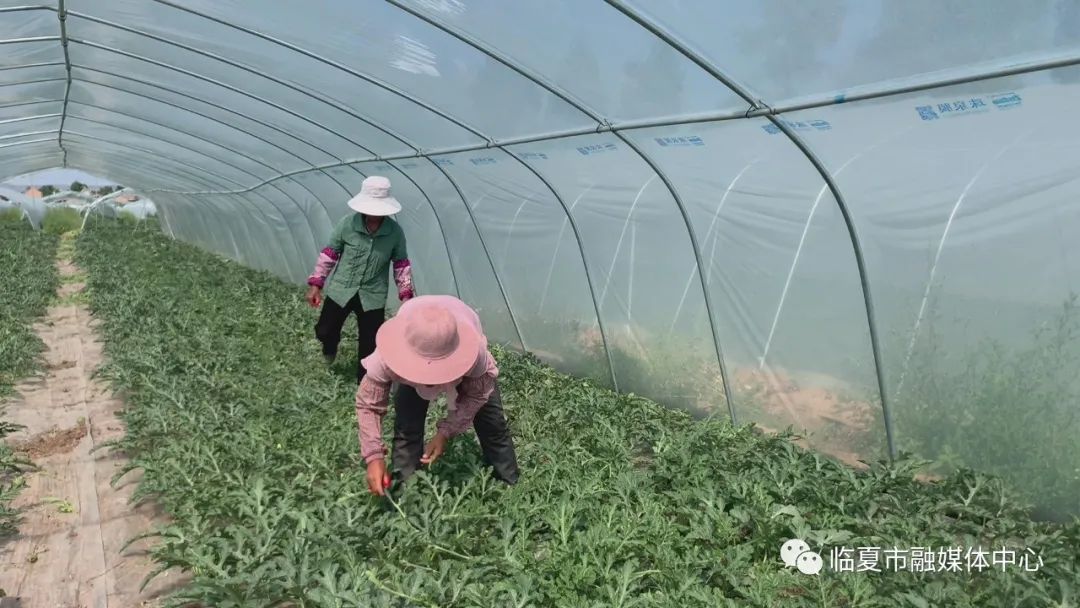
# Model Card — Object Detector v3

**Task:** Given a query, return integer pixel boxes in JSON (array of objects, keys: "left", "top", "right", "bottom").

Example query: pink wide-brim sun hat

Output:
[
  {"left": 347, "top": 175, "right": 402, "bottom": 216},
  {"left": 376, "top": 299, "right": 481, "bottom": 385}
]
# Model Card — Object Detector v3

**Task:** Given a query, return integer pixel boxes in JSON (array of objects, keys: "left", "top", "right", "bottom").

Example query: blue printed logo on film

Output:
[
  {"left": 518, "top": 152, "right": 548, "bottom": 160},
  {"left": 917, "top": 95, "right": 1013, "bottom": 121},
  {"left": 400, "top": 162, "right": 419, "bottom": 169},
  {"left": 916, "top": 105, "right": 940, "bottom": 120},
  {"left": 469, "top": 157, "right": 497, "bottom": 166},
  {"left": 992, "top": 92, "right": 1022, "bottom": 109},
  {"left": 577, "top": 143, "right": 617, "bottom": 156},
  {"left": 433, "top": 158, "right": 454, "bottom": 166},
  {"left": 760, "top": 119, "right": 832, "bottom": 135},
  {"left": 655, "top": 135, "right": 705, "bottom": 147}
]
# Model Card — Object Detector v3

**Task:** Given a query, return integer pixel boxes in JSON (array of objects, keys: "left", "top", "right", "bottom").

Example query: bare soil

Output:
[
  {"left": 8, "top": 423, "right": 89, "bottom": 460},
  {"left": 0, "top": 258, "right": 188, "bottom": 607}
]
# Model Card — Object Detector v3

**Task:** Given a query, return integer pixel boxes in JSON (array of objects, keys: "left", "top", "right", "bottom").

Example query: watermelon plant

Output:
[
  {"left": 0, "top": 222, "right": 58, "bottom": 535},
  {"left": 74, "top": 217, "right": 1079, "bottom": 607}
]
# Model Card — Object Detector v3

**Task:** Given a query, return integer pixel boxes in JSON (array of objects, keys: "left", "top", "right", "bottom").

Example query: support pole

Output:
[
  {"left": 604, "top": 0, "right": 896, "bottom": 458},
  {"left": 427, "top": 158, "right": 526, "bottom": 351}
]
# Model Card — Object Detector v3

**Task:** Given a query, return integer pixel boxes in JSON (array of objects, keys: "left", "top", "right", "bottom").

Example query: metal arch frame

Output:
[
  {"left": 500, "top": 149, "right": 621, "bottom": 391},
  {"left": 72, "top": 77, "right": 348, "bottom": 189},
  {"left": 0, "top": 5, "right": 54, "bottom": 13},
  {"left": 426, "top": 156, "right": 526, "bottom": 351},
  {"left": 65, "top": 14, "right": 420, "bottom": 153},
  {"left": 66, "top": 68, "right": 456, "bottom": 287},
  {"left": 614, "top": 133, "right": 739, "bottom": 416},
  {"left": 68, "top": 101, "right": 309, "bottom": 181},
  {"left": 121, "top": 42, "right": 1080, "bottom": 193},
  {"left": 0, "top": 128, "right": 58, "bottom": 142},
  {"left": 64, "top": 115, "right": 314, "bottom": 272},
  {"left": 56, "top": 0, "right": 71, "bottom": 166},
  {"left": 0, "top": 112, "right": 61, "bottom": 127},
  {"left": 61, "top": 132, "right": 306, "bottom": 275},
  {"left": 384, "top": 160, "right": 462, "bottom": 299},
  {"left": 67, "top": 40, "right": 386, "bottom": 159},
  {"left": 70, "top": 69, "right": 369, "bottom": 205},
  {"left": 67, "top": 67, "right": 391, "bottom": 236},
  {"left": 68, "top": 77, "right": 345, "bottom": 224},
  {"left": 64, "top": 20, "right": 467, "bottom": 261},
  {"left": 64, "top": 108, "right": 319, "bottom": 270},
  {"left": 0, "top": 61, "right": 66, "bottom": 73},
  {"left": 0, "top": 98, "right": 62, "bottom": 110},
  {"left": 68, "top": 65, "right": 375, "bottom": 209},
  {"left": 67, "top": 16, "right": 516, "bottom": 344},
  {"left": 0, "top": 141, "right": 65, "bottom": 191},
  {"left": 66, "top": 100, "right": 327, "bottom": 209},
  {"left": 60, "top": 140, "right": 251, "bottom": 211},
  {"left": 67, "top": 39, "right": 459, "bottom": 247},
  {"left": 384, "top": 0, "right": 733, "bottom": 412},
  {"left": 45, "top": 133, "right": 234, "bottom": 190},
  {"left": 79, "top": 186, "right": 136, "bottom": 231},
  {"left": 73, "top": 65, "right": 356, "bottom": 171},
  {"left": 8, "top": 3, "right": 1074, "bottom": 436},
  {"left": 63, "top": 132, "right": 274, "bottom": 202},
  {"left": 0, "top": 76, "right": 67, "bottom": 88},
  {"left": 384, "top": 0, "right": 600, "bottom": 128},
  {"left": 143, "top": 0, "right": 493, "bottom": 145},
  {"left": 603, "top": 0, "right": 897, "bottom": 459},
  {"left": 0, "top": 136, "right": 56, "bottom": 150},
  {"left": 0, "top": 36, "right": 59, "bottom": 45}
]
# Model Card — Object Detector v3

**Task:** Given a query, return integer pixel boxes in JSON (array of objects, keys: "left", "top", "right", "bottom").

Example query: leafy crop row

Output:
[
  {"left": 0, "top": 222, "right": 59, "bottom": 535},
  {"left": 891, "top": 294, "right": 1080, "bottom": 521},
  {"left": 76, "top": 218, "right": 1079, "bottom": 607}
]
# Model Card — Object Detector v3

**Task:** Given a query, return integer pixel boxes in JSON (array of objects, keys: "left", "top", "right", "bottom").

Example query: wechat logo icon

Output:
[{"left": 781, "top": 538, "right": 824, "bottom": 575}]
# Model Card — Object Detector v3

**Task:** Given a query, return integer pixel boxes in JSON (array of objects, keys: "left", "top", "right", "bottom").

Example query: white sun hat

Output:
[{"left": 347, "top": 175, "right": 402, "bottom": 216}]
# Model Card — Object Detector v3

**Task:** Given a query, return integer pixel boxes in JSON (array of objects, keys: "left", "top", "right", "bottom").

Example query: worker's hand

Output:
[
  {"left": 306, "top": 285, "right": 322, "bottom": 308},
  {"left": 421, "top": 432, "right": 449, "bottom": 466},
  {"left": 366, "top": 459, "right": 391, "bottom": 496}
]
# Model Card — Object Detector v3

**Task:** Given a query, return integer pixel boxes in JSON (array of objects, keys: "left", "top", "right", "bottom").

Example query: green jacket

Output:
[{"left": 308, "top": 214, "right": 409, "bottom": 311}]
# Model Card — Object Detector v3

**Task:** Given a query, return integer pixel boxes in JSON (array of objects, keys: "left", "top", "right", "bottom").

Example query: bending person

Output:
[
  {"left": 305, "top": 176, "right": 415, "bottom": 384},
  {"left": 354, "top": 295, "right": 520, "bottom": 495}
]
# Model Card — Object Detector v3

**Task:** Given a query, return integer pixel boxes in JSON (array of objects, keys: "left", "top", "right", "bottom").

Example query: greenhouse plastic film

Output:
[
  {"left": 434, "top": 147, "right": 611, "bottom": 380},
  {"left": 0, "top": 0, "right": 1076, "bottom": 521},
  {"left": 784, "top": 65, "right": 1080, "bottom": 514}
]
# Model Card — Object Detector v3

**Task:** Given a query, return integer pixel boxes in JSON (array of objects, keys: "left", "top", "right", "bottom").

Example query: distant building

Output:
[
  {"left": 115, "top": 194, "right": 140, "bottom": 204},
  {"left": 24, "top": 186, "right": 42, "bottom": 199}
]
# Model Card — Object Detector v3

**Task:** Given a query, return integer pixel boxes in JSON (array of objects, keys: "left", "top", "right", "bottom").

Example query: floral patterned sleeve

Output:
[
  {"left": 391, "top": 226, "right": 414, "bottom": 301},
  {"left": 307, "top": 220, "right": 346, "bottom": 288}
]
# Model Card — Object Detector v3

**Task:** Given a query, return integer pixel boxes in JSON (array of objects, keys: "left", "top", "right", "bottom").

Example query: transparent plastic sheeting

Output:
[
  {"left": 0, "top": 186, "right": 45, "bottom": 227},
  {"left": 0, "top": 1, "right": 1078, "bottom": 518}
]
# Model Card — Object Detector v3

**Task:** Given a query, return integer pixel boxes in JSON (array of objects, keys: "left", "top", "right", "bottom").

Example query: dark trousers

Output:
[
  {"left": 392, "top": 382, "right": 520, "bottom": 485},
  {"left": 314, "top": 294, "right": 384, "bottom": 384}
]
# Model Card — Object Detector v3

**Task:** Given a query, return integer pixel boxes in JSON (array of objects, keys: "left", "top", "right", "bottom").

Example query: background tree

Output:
[
  {"left": 70, "top": 181, "right": 86, "bottom": 193},
  {"left": 39, "top": 185, "right": 58, "bottom": 197}
]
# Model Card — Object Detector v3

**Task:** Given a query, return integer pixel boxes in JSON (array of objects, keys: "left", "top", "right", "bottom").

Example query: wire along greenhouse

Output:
[{"left": 0, "top": 1, "right": 1078, "bottom": 606}]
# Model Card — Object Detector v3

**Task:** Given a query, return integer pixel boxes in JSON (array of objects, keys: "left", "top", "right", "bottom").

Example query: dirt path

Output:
[{"left": 0, "top": 251, "right": 185, "bottom": 607}]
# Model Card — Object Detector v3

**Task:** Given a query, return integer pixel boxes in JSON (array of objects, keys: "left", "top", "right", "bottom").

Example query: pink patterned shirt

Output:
[{"left": 354, "top": 296, "right": 498, "bottom": 464}]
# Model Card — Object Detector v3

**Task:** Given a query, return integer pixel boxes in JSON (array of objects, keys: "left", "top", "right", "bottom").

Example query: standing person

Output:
[
  {"left": 354, "top": 294, "right": 519, "bottom": 495},
  {"left": 306, "top": 176, "right": 415, "bottom": 384}
]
